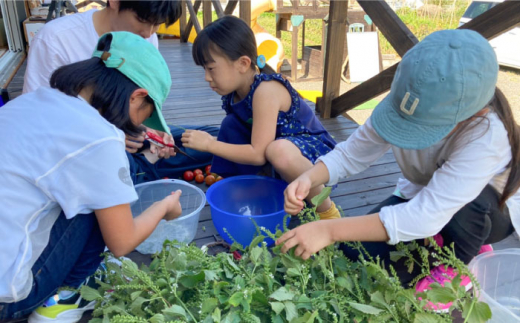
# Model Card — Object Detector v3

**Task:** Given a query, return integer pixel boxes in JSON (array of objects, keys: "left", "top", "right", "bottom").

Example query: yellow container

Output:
[{"left": 157, "top": 21, "right": 198, "bottom": 43}]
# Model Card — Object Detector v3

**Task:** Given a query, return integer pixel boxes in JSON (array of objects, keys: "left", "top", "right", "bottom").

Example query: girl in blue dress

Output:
[{"left": 181, "top": 15, "right": 339, "bottom": 220}]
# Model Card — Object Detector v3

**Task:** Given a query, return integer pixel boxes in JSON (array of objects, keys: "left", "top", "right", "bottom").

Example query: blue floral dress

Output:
[{"left": 212, "top": 73, "right": 336, "bottom": 177}]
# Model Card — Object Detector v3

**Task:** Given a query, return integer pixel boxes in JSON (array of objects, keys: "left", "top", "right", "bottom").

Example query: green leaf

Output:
[
  {"left": 228, "top": 292, "right": 244, "bottom": 307},
  {"left": 295, "top": 295, "right": 313, "bottom": 311},
  {"left": 413, "top": 312, "right": 444, "bottom": 323},
  {"left": 284, "top": 301, "right": 298, "bottom": 321},
  {"left": 462, "top": 299, "right": 492, "bottom": 323},
  {"left": 204, "top": 270, "right": 219, "bottom": 281},
  {"left": 249, "top": 235, "right": 265, "bottom": 249},
  {"left": 347, "top": 302, "right": 384, "bottom": 315},
  {"left": 130, "top": 291, "right": 142, "bottom": 301},
  {"left": 370, "top": 291, "right": 389, "bottom": 309},
  {"left": 226, "top": 255, "right": 240, "bottom": 271},
  {"left": 250, "top": 246, "right": 263, "bottom": 264},
  {"left": 252, "top": 290, "right": 269, "bottom": 306},
  {"left": 270, "top": 287, "right": 295, "bottom": 301},
  {"left": 163, "top": 304, "right": 187, "bottom": 319},
  {"left": 270, "top": 302, "right": 285, "bottom": 315},
  {"left": 179, "top": 271, "right": 205, "bottom": 288},
  {"left": 336, "top": 276, "right": 353, "bottom": 293},
  {"left": 425, "top": 286, "right": 457, "bottom": 304},
  {"left": 202, "top": 297, "right": 219, "bottom": 314},
  {"left": 212, "top": 307, "right": 221, "bottom": 322},
  {"left": 286, "top": 268, "right": 300, "bottom": 277},
  {"left": 149, "top": 314, "right": 165, "bottom": 323},
  {"left": 311, "top": 187, "right": 332, "bottom": 208},
  {"left": 129, "top": 296, "right": 148, "bottom": 316},
  {"left": 291, "top": 310, "right": 319, "bottom": 323},
  {"left": 121, "top": 259, "right": 139, "bottom": 278},
  {"left": 389, "top": 250, "right": 406, "bottom": 262},
  {"left": 272, "top": 315, "right": 284, "bottom": 323},
  {"left": 80, "top": 285, "right": 102, "bottom": 301}
]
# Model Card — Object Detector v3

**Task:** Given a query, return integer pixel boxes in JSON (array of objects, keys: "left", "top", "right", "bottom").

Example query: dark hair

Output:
[
  {"left": 192, "top": 15, "right": 276, "bottom": 74},
  {"left": 49, "top": 34, "right": 153, "bottom": 136},
  {"left": 490, "top": 88, "right": 520, "bottom": 209},
  {"left": 448, "top": 88, "right": 519, "bottom": 209},
  {"left": 107, "top": 0, "right": 182, "bottom": 27}
]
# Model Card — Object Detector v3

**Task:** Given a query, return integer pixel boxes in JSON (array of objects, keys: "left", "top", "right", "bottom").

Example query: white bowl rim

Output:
[{"left": 133, "top": 179, "right": 206, "bottom": 222}]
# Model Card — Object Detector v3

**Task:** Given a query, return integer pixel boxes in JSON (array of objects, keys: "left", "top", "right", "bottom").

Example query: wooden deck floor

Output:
[
  {"left": 6, "top": 38, "right": 519, "bottom": 323},
  {"left": 155, "top": 39, "right": 404, "bottom": 249}
]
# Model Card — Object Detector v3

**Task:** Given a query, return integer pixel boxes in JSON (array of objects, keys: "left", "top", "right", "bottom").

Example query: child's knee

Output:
[{"left": 265, "top": 140, "right": 296, "bottom": 169}]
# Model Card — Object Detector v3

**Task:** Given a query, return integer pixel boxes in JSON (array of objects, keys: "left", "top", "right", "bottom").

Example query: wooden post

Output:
[
  {"left": 179, "top": 0, "right": 187, "bottom": 43},
  {"left": 239, "top": 0, "right": 251, "bottom": 26},
  {"left": 301, "top": 21, "right": 306, "bottom": 63},
  {"left": 291, "top": 24, "right": 299, "bottom": 81},
  {"left": 203, "top": 0, "right": 212, "bottom": 27},
  {"left": 318, "top": 0, "right": 348, "bottom": 118}
]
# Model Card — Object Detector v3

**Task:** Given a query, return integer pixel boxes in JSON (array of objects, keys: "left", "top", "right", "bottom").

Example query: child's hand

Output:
[
  {"left": 149, "top": 129, "right": 176, "bottom": 159},
  {"left": 284, "top": 176, "right": 312, "bottom": 215},
  {"left": 181, "top": 130, "right": 215, "bottom": 152},
  {"left": 276, "top": 221, "right": 335, "bottom": 260},
  {"left": 163, "top": 190, "right": 182, "bottom": 221},
  {"left": 125, "top": 131, "right": 145, "bottom": 153}
]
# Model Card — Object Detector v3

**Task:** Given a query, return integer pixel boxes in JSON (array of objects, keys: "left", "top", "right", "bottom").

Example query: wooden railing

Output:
[
  {"left": 179, "top": 0, "right": 251, "bottom": 43},
  {"left": 318, "top": 0, "right": 520, "bottom": 119}
]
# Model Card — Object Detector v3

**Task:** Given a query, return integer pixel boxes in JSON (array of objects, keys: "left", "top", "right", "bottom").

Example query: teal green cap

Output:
[
  {"left": 371, "top": 29, "right": 498, "bottom": 150},
  {"left": 92, "top": 31, "right": 172, "bottom": 135}
]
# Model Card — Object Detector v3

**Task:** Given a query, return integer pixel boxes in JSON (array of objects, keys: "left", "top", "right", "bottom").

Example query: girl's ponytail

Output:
[{"left": 492, "top": 88, "right": 520, "bottom": 209}]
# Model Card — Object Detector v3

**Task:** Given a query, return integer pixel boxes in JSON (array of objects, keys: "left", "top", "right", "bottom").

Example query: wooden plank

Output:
[
  {"left": 357, "top": 0, "right": 418, "bottom": 57},
  {"left": 184, "top": 0, "right": 202, "bottom": 42},
  {"left": 203, "top": 0, "right": 213, "bottom": 27},
  {"left": 239, "top": 0, "right": 251, "bottom": 26},
  {"left": 224, "top": 0, "right": 238, "bottom": 15},
  {"left": 212, "top": 0, "right": 224, "bottom": 18},
  {"left": 329, "top": 0, "right": 520, "bottom": 118},
  {"left": 317, "top": 1, "right": 348, "bottom": 118}
]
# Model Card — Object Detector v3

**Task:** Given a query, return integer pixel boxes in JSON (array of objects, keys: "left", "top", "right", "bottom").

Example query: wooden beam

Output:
[
  {"left": 179, "top": 0, "right": 187, "bottom": 42},
  {"left": 329, "top": 0, "right": 520, "bottom": 118},
  {"left": 239, "top": 0, "right": 251, "bottom": 26},
  {"left": 203, "top": 0, "right": 212, "bottom": 27},
  {"left": 184, "top": 0, "right": 202, "bottom": 42},
  {"left": 224, "top": 0, "right": 239, "bottom": 15},
  {"left": 357, "top": 0, "right": 418, "bottom": 57},
  {"left": 212, "top": 0, "right": 224, "bottom": 18},
  {"left": 318, "top": 0, "right": 348, "bottom": 118},
  {"left": 459, "top": 0, "right": 520, "bottom": 40}
]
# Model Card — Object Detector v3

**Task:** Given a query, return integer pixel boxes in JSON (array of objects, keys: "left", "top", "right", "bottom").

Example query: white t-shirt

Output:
[
  {"left": 23, "top": 9, "right": 159, "bottom": 93},
  {"left": 319, "top": 112, "right": 520, "bottom": 245},
  {"left": 0, "top": 87, "right": 138, "bottom": 303}
]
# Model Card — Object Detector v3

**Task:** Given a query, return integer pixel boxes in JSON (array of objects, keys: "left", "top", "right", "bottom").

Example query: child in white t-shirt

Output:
[
  {"left": 23, "top": 0, "right": 218, "bottom": 183},
  {"left": 0, "top": 32, "right": 180, "bottom": 322},
  {"left": 278, "top": 30, "right": 519, "bottom": 310}
]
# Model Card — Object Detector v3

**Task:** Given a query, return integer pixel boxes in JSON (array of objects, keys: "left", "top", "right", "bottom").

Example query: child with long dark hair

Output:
[
  {"left": 181, "top": 15, "right": 339, "bottom": 220},
  {"left": 278, "top": 29, "right": 519, "bottom": 310},
  {"left": 0, "top": 32, "right": 181, "bottom": 322}
]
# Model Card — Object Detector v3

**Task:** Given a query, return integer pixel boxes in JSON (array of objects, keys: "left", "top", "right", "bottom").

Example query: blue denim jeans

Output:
[
  {"left": 0, "top": 212, "right": 105, "bottom": 321},
  {"left": 128, "top": 125, "right": 220, "bottom": 184}
]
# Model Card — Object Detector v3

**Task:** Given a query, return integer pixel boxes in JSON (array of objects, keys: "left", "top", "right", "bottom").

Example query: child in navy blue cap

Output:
[{"left": 278, "top": 29, "right": 519, "bottom": 310}]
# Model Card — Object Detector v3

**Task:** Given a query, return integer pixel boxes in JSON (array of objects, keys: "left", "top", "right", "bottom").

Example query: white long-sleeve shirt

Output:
[{"left": 319, "top": 112, "right": 519, "bottom": 244}]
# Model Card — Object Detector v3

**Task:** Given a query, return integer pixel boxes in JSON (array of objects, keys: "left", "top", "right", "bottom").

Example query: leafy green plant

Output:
[{"left": 82, "top": 189, "right": 491, "bottom": 323}]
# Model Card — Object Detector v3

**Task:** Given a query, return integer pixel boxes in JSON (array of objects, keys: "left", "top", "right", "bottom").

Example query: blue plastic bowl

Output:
[{"left": 206, "top": 175, "right": 290, "bottom": 247}]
